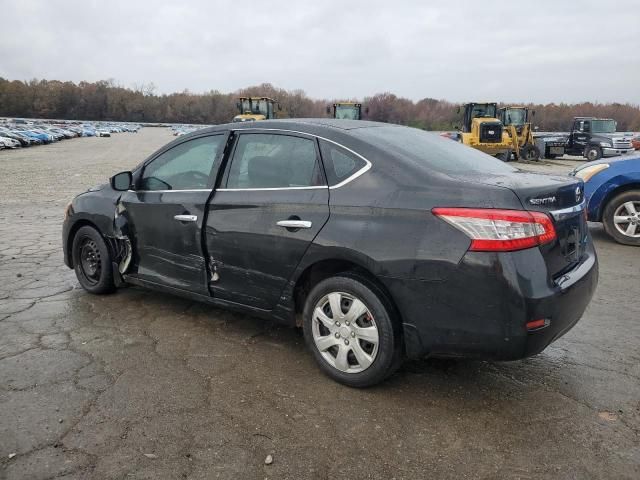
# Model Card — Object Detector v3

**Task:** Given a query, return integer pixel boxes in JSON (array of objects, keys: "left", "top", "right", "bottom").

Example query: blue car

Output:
[
  {"left": 20, "top": 130, "right": 52, "bottom": 144},
  {"left": 572, "top": 155, "right": 640, "bottom": 246}
]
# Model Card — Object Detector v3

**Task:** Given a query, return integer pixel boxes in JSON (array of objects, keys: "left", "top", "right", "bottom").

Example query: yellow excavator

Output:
[
  {"left": 327, "top": 102, "right": 367, "bottom": 120},
  {"left": 498, "top": 106, "right": 540, "bottom": 161},
  {"left": 233, "top": 97, "right": 280, "bottom": 122},
  {"left": 458, "top": 102, "right": 513, "bottom": 161}
]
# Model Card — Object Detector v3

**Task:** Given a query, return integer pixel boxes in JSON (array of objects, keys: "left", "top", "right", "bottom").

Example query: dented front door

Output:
[
  {"left": 119, "top": 133, "right": 229, "bottom": 294},
  {"left": 120, "top": 190, "right": 213, "bottom": 293}
]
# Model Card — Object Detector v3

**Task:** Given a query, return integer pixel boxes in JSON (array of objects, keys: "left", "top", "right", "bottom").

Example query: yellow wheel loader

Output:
[
  {"left": 233, "top": 97, "right": 280, "bottom": 122},
  {"left": 458, "top": 102, "right": 513, "bottom": 161},
  {"left": 327, "top": 102, "right": 367, "bottom": 120},
  {"left": 498, "top": 106, "right": 540, "bottom": 161}
]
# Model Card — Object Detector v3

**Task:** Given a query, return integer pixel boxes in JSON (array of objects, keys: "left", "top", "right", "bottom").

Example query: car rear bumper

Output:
[{"left": 382, "top": 242, "right": 598, "bottom": 360}]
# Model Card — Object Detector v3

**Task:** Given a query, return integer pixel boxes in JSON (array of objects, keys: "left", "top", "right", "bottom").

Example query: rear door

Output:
[
  {"left": 205, "top": 131, "right": 329, "bottom": 309},
  {"left": 120, "top": 133, "right": 229, "bottom": 294}
]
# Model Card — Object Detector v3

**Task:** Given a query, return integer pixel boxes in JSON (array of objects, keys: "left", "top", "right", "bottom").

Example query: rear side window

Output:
[
  {"left": 319, "top": 140, "right": 367, "bottom": 186},
  {"left": 226, "top": 133, "right": 324, "bottom": 188}
]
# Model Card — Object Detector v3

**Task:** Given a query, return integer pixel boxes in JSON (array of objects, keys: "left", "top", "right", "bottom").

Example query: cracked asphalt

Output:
[{"left": 0, "top": 129, "right": 638, "bottom": 479}]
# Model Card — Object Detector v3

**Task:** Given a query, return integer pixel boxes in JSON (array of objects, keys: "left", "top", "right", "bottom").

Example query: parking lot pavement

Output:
[{"left": 0, "top": 129, "right": 638, "bottom": 479}]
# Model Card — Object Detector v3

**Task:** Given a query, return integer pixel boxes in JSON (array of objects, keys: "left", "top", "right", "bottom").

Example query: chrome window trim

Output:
[
  {"left": 550, "top": 201, "right": 586, "bottom": 220},
  {"left": 219, "top": 127, "right": 372, "bottom": 191},
  {"left": 127, "top": 189, "right": 212, "bottom": 193},
  {"left": 217, "top": 186, "right": 327, "bottom": 192}
]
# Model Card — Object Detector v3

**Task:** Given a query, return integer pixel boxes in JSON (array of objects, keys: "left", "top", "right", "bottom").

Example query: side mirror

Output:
[
  {"left": 110, "top": 171, "right": 132, "bottom": 191},
  {"left": 364, "top": 107, "right": 370, "bottom": 115},
  {"left": 456, "top": 106, "right": 461, "bottom": 114},
  {"left": 531, "top": 110, "right": 536, "bottom": 117},
  {"left": 277, "top": 103, "right": 282, "bottom": 111},
  {"left": 235, "top": 102, "right": 241, "bottom": 110}
]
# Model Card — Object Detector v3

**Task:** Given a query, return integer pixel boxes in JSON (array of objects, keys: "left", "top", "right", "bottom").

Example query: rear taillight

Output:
[{"left": 432, "top": 208, "right": 556, "bottom": 252}]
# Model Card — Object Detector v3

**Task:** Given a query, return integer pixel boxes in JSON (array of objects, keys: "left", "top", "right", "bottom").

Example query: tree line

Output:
[{"left": 1, "top": 78, "right": 639, "bottom": 131}]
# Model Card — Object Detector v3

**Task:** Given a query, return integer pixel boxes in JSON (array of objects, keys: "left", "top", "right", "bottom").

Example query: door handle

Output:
[
  {"left": 174, "top": 214, "right": 198, "bottom": 222},
  {"left": 276, "top": 220, "right": 312, "bottom": 229}
]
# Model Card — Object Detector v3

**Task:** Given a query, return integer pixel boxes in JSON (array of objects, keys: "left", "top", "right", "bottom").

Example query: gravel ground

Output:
[{"left": 0, "top": 128, "right": 638, "bottom": 479}]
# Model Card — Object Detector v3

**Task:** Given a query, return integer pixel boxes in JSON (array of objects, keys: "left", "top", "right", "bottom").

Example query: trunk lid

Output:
[{"left": 450, "top": 171, "right": 588, "bottom": 278}]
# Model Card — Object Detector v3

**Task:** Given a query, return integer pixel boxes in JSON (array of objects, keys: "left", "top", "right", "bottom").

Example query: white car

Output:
[
  {"left": 96, "top": 129, "right": 111, "bottom": 137},
  {"left": 0, "top": 136, "right": 21, "bottom": 149}
]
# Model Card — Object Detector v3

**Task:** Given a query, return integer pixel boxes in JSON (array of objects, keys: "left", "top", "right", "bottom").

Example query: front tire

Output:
[
  {"left": 521, "top": 145, "right": 541, "bottom": 161},
  {"left": 495, "top": 150, "right": 512, "bottom": 162},
  {"left": 602, "top": 190, "right": 640, "bottom": 246},
  {"left": 72, "top": 226, "right": 116, "bottom": 294},
  {"left": 302, "top": 274, "right": 402, "bottom": 387},
  {"left": 585, "top": 145, "right": 602, "bottom": 161}
]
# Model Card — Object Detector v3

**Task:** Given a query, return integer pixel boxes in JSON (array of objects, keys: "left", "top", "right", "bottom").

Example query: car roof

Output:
[{"left": 183, "top": 118, "right": 393, "bottom": 139}]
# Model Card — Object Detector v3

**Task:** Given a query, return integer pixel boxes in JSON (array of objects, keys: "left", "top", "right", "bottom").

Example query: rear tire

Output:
[
  {"left": 585, "top": 145, "right": 602, "bottom": 161},
  {"left": 602, "top": 190, "right": 640, "bottom": 246},
  {"left": 302, "top": 274, "right": 402, "bottom": 387},
  {"left": 72, "top": 226, "right": 116, "bottom": 294}
]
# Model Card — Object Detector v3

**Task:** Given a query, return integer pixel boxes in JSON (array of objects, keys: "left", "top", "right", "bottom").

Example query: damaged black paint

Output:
[{"left": 63, "top": 119, "right": 598, "bottom": 361}]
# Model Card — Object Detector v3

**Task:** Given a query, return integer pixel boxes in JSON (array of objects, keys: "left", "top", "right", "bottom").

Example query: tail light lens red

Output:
[{"left": 432, "top": 208, "right": 556, "bottom": 252}]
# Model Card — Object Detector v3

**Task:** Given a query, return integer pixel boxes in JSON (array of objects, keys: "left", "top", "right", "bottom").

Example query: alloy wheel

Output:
[
  {"left": 311, "top": 292, "right": 379, "bottom": 373},
  {"left": 613, "top": 201, "right": 640, "bottom": 238}
]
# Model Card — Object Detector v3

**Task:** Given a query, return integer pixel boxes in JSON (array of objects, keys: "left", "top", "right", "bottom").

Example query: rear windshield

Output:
[{"left": 352, "top": 126, "right": 517, "bottom": 175}]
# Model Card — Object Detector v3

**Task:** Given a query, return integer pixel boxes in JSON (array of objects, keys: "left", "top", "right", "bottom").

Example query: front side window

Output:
[
  {"left": 504, "top": 109, "right": 526, "bottom": 126},
  {"left": 240, "top": 99, "right": 252, "bottom": 114},
  {"left": 226, "top": 134, "right": 323, "bottom": 189},
  {"left": 255, "top": 99, "right": 269, "bottom": 116},
  {"left": 140, "top": 135, "right": 224, "bottom": 191}
]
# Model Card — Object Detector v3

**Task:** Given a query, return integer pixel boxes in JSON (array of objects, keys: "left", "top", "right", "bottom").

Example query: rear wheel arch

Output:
[{"left": 292, "top": 258, "right": 403, "bottom": 331}]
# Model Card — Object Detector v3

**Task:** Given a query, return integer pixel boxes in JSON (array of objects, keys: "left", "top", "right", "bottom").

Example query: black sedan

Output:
[{"left": 63, "top": 119, "right": 598, "bottom": 387}]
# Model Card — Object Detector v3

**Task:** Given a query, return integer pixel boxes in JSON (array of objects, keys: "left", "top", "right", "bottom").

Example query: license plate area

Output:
[{"left": 559, "top": 215, "right": 586, "bottom": 264}]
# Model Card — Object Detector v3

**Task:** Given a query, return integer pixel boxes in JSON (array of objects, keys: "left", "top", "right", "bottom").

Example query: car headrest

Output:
[{"left": 247, "top": 155, "right": 289, "bottom": 188}]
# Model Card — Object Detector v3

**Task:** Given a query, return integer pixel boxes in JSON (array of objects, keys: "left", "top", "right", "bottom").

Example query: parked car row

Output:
[
  {"left": 0, "top": 120, "right": 141, "bottom": 150},
  {"left": 169, "top": 124, "right": 207, "bottom": 137}
]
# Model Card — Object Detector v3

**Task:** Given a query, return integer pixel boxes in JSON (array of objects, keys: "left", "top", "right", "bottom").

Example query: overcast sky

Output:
[{"left": 1, "top": 0, "right": 639, "bottom": 103}]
